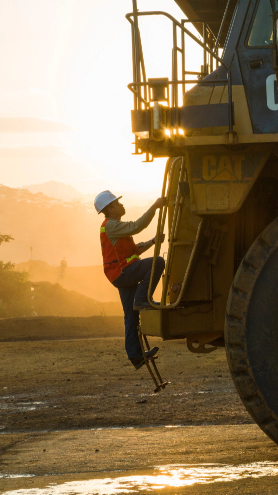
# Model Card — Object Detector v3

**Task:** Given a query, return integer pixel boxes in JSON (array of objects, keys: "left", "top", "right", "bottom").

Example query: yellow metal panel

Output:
[
  {"left": 140, "top": 310, "right": 164, "bottom": 338},
  {"left": 209, "top": 84, "right": 226, "bottom": 104},
  {"left": 232, "top": 86, "right": 253, "bottom": 135},
  {"left": 183, "top": 84, "right": 253, "bottom": 137},
  {"left": 206, "top": 184, "right": 229, "bottom": 210},
  {"left": 168, "top": 308, "right": 214, "bottom": 337},
  {"left": 140, "top": 307, "right": 215, "bottom": 339},
  {"left": 187, "top": 148, "right": 270, "bottom": 214},
  {"left": 183, "top": 85, "right": 212, "bottom": 107}
]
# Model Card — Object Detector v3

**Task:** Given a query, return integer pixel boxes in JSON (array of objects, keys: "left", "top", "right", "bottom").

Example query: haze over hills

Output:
[
  {"left": 0, "top": 183, "right": 163, "bottom": 309},
  {"left": 0, "top": 184, "right": 96, "bottom": 266},
  {"left": 14, "top": 259, "right": 162, "bottom": 309},
  {"left": 15, "top": 260, "right": 120, "bottom": 303},
  {"left": 0, "top": 183, "right": 160, "bottom": 266},
  {"left": 28, "top": 281, "right": 123, "bottom": 317},
  {"left": 23, "top": 181, "right": 93, "bottom": 202},
  {"left": 22, "top": 180, "right": 160, "bottom": 209}
]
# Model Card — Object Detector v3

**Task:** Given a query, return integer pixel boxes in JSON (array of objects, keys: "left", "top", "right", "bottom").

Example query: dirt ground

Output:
[
  {"left": 0, "top": 331, "right": 252, "bottom": 433},
  {"left": 1, "top": 321, "right": 278, "bottom": 494},
  {"left": 1, "top": 425, "right": 278, "bottom": 494}
]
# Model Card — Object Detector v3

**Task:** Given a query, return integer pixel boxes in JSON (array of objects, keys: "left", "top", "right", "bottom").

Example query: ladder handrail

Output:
[
  {"left": 160, "top": 158, "right": 186, "bottom": 305},
  {"left": 147, "top": 157, "right": 204, "bottom": 310},
  {"left": 146, "top": 157, "right": 171, "bottom": 308}
]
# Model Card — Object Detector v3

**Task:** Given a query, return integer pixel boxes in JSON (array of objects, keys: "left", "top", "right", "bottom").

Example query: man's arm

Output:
[
  {"left": 106, "top": 198, "right": 166, "bottom": 241},
  {"left": 136, "top": 233, "right": 165, "bottom": 254}
]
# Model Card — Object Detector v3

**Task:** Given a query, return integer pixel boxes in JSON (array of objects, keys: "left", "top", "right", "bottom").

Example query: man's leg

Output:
[
  {"left": 115, "top": 281, "right": 159, "bottom": 369},
  {"left": 113, "top": 257, "right": 165, "bottom": 300},
  {"left": 113, "top": 258, "right": 164, "bottom": 365},
  {"left": 133, "top": 256, "right": 165, "bottom": 303},
  {"left": 117, "top": 285, "right": 142, "bottom": 359}
]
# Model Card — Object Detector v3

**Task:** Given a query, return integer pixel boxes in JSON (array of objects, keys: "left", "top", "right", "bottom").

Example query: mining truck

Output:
[{"left": 126, "top": 0, "right": 278, "bottom": 445}]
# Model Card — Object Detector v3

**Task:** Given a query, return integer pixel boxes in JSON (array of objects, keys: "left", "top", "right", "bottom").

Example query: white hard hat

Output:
[{"left": 94, "top": 190, "right": 122, "bottom": 214}]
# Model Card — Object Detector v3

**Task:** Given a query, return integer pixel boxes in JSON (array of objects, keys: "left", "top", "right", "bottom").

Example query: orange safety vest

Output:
[{"left": 100, "top": 218, "right": 140, "bottom": 283}]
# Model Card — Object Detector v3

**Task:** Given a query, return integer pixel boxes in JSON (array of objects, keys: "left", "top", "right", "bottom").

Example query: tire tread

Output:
[{"left": 225, "top": 217, "right": 278, "bottom": 445}]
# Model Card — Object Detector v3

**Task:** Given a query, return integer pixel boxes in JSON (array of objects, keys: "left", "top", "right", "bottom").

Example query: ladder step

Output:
[{"left": 138, "top": 326, "right": 168, "bottom": 393}]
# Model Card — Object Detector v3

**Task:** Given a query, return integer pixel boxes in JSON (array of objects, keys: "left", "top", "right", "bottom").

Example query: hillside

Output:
[
  {"left": 0, "top": 184, "right": 159, "bottom": 266},
  {"left": 15, "top": 259, "right": 162, "bottom": 305},
  {"left": 0, "top": 184, "right": 96, "bottom": 265},
  {"left": 15, "top": 260, "right": 120, "bottom": 303},
  {"left": 29, "top": 281, "right": 123, "bottom": 317},
  {"left": 22, "top": 180, "right": 159, "bottom": 208},
  {"left": 23, "top": 181, "right": 87, "bottom": 202}
]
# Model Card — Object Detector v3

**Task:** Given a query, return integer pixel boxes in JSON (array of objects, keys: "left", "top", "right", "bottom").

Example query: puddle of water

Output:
[
  {"left": 2, "top": 462, "right": 278, "bottom": 494},
  {"left": 90, "top": 425, "right": 185, "bottom": 431},
  {"left": 0, "top": 475, "right": 35, "bottom": 479},
  {"left": 0, "top": 402, "right": 46, "bottom": 412},
  {"left": 91, "top": 426, "right": 135, "bottom": 431}
]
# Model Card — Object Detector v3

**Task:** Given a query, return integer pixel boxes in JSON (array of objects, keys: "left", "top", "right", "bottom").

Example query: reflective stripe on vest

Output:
[
  {"left": 101, "top": 227, "right": 139, "bottom": 264},
  {"left": 126, "top": 254, "right": 140, "bottom": 263}
]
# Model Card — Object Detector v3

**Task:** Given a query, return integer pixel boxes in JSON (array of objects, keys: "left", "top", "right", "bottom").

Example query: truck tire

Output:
[{"left": 225, "top": 217, "right": 278, "bottom": 444}]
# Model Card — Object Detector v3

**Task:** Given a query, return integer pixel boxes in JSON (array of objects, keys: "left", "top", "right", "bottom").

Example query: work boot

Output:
[{"left": 130, "top": 346, "right": 159, "bottom": 370}]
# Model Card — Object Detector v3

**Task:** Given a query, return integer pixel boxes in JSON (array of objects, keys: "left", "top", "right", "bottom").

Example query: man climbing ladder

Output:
[{"left": 94, "top": 190, "right": 166, "bottom": 369}]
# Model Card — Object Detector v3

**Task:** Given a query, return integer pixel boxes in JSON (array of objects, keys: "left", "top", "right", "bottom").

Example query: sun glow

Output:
[{"left": 0, "top": 0, "right": 203, "bottom": 199}]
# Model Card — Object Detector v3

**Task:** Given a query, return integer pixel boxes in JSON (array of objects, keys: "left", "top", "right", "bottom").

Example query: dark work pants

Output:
[{"left": 112, "top": 257, "right": 165, "bottom": 359}]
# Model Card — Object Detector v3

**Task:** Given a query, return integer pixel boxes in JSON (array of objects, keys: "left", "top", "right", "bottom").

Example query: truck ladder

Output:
[
  {"left": 138, "top": 325, "right": 168, "bottom": 393},
  {"left": 147, "top": 156, "right": 204, "bottom": 310}
]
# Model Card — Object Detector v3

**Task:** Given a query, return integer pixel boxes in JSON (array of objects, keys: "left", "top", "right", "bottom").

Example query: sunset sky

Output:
[{"left": 0, "top": 0, "right": 202, "bottom": 204}]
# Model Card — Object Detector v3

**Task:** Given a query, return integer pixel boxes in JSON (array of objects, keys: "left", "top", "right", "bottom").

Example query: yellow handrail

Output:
[
  {"left": 147, "top": 156, "right": 180, "bottom": 307},
  {"left": 147, "top": 156, "right": 203, "bottom": 310},
  {"left": 161, "top": 157, "right": 186, "bottom": 304}
]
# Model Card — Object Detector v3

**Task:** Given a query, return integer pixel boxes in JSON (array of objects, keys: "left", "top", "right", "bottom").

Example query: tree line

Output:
[{"left": 0, "top": 234, "right": 32, "bottom": 317}]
